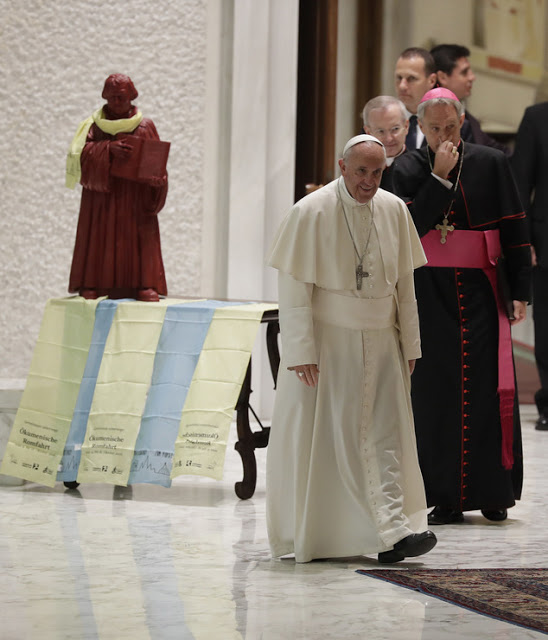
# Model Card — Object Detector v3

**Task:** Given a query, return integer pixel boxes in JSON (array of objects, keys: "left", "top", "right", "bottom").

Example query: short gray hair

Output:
[
  {"left": 417, "top": 97, "right": 464, "bottom": 121},
  {"left": 362, "top": 95, "right": 407, "bottom": 128}
]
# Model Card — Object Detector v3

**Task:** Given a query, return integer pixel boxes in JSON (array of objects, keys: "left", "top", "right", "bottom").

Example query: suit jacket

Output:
[
  {"left": 511, "top": 102, "right": 548, "bottom": 268},
  {"left": 380, "top": 163, "right": 396, "bottom": 192},
  {"left": 404, "top": 115, "right": 427, "bottom": 151},
  {"left": 381, "top": 148, "right": 409, "bottom": 193},
  {"left": 461, "top": 110, "right": 510, "bottom": 156}
]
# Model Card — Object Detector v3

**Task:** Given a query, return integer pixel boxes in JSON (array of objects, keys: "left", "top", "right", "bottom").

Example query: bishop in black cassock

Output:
[{"left": 393, "top": 88, "right": 531, "bottom": 526}]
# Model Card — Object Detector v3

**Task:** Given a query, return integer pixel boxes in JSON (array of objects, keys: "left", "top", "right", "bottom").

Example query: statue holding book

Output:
[{"left": 66, "top": 74, "right": 170, "bottom": 302}]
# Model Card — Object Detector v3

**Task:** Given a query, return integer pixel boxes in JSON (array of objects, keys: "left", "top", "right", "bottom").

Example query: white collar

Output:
[
  {"left": 385, "top": 145, "right": 406, "bottom": 166},
  {"left": 338, "top": 176, "right": 373, "bottom": 209}
]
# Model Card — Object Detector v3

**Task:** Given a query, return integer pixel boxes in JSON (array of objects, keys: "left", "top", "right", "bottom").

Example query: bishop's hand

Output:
[
  {"left": 432, "top": 140, "right": 459, "bottom": 180},
  {"left": 510, "top": 300, "right": 527, "bottom": 326}
]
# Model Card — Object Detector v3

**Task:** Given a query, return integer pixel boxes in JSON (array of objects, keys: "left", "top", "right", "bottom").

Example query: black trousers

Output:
[{"left": 533, "top": 267, "right": 548, "bottom": 413}]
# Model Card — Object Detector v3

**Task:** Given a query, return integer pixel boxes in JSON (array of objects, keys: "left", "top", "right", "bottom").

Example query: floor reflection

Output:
[{"left": 0, "top": 406, "right": 546, "bottom": 639}]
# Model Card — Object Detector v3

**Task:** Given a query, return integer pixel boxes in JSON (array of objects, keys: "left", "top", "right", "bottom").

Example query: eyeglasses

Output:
[{"left": 371, "top": 125, "right": 404, "bottom": 137}]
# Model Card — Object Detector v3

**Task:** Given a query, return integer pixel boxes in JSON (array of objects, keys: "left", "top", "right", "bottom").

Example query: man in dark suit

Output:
[
  {"left": 394, "top": 48, "right": 437, "bottom": 151},
  {"left": 511, "top": 103, "right": 548, "bottom": 430},
  {"left": 430, "top": 44, "right": 510, "bottom": 155}
]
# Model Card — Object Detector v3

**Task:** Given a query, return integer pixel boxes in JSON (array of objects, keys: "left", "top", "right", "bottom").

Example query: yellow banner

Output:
[
  {"left": 76, "top": 299, "right": 187, "bottom": 486},
  {"left": 172, "top": 303, "right": 276, "bottom": 481},
  {"left": 1, "top": 297, "right": 99, "bottom": 485}
]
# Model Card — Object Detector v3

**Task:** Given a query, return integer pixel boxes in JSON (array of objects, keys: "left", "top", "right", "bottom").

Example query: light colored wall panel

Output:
[
  {"left": 413, "top": 0, "right": 472, "bottom": 47},
  {"left": 335, "top": 0, "right": 359, "bottom": 159},
  {"left": 0, "top": 0, "right": 207, "bottom": 378}
]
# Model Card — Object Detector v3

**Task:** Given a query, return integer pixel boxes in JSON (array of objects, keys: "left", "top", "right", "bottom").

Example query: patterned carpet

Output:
[{"left": 357, "top": 568, "right": 548, "bottom": 634}]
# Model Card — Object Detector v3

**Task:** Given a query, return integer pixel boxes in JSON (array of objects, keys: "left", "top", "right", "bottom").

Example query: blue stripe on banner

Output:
[
  {"left": 128, "top": 300, "right": 247, "bottom": 487},
  {"left": 128, "top": 518, "right": 196, "bottom": 639},
  {"left": 57, "top": 299, "right": 126, "bottom": 482}
]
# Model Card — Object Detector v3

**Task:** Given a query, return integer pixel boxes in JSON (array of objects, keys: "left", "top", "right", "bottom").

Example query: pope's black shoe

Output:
[
  {"left": 428, "top": 506, "right": 464, "bottom": 525},
  {"left": 535, "top": 414, "right": 548, "bottom": 431},
  {"left": 378, "top": 531, "right": 437, "bottom": 564},
  {"left": 481, "top": 508, "right": 508, "bottom": 521}
]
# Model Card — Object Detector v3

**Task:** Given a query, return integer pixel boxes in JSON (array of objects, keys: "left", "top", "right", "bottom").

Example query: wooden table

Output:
[{"left": 234, "top": 308, "right": 279, "bottom": 499}]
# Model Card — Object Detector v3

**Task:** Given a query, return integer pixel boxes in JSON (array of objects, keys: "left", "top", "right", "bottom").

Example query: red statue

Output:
[{"left": 66, "top": 74, "right": 169, "bottom": 302}]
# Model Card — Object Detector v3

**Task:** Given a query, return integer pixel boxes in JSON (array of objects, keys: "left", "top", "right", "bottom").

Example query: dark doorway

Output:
[
  {"left": 294, "top": 0, "right": 338, "bottom": 202},
  {"left": 294, "top": 0, "right": 383, "bottom": 202},
  {"left": 354, "top": 1, "right": 383, "bottom": 134}
]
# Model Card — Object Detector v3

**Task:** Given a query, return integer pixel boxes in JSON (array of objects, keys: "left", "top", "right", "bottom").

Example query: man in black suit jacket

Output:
[
  {"left": 431, "top": 44, "right": 510, "bottom": 155},
  {"left": 394, "top": 48, "right": 437, "bottom": 151},
  {"left": 511, "top": 102, "right": 548, "bottom": 430}
]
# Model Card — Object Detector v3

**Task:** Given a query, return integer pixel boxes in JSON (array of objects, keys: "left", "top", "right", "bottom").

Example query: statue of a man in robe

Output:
[{"left": 66, "top": 74, "right": 168, "bottom": 302}]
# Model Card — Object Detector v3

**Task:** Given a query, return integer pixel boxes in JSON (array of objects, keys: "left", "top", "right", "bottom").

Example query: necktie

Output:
[{"left": 406, "top": 115, "right": 417, "bottom": 149}]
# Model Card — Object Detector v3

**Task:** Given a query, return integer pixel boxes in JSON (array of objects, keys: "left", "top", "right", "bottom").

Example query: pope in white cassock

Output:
[{"left": 266, "top": 135, "right": 437, "bottom": 563}]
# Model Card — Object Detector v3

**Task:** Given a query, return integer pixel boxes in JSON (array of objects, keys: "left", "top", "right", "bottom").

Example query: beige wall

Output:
[
  {"left": 0, "top": 0, "right": 299, "bottom": 422},
  {"left": 0, "top": 0, "right": 208, "bottom": 378}
]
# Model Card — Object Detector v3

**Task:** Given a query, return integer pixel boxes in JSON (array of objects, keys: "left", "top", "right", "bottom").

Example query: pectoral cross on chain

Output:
[
  {"left": 435, "top": 218, "right": 455, "bottom": 244},
  {"left": 356, "top": 264, "right": 369, "bottom": 290}
]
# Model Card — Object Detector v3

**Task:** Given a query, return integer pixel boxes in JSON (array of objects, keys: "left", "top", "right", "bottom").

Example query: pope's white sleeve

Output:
[
  {"left": 278, "top": 271, "right": 317, "bottom": 368},
  {"left": 396, "top": 271, "right": 422, "bottom": 361}
]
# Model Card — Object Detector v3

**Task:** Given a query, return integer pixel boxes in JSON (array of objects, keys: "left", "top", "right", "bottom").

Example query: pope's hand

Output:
[{"left": 289, "top": 363, "right": 319, "bottom": 387}]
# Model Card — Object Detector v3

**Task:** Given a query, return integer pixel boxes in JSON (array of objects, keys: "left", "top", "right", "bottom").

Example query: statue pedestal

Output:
[{"left": 0, "top": 379, "right": 26, "bottom": 486}]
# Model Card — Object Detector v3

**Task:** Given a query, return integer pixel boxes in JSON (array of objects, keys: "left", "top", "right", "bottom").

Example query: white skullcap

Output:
[{"left": 343, "top": 134, "right": 384, "bottom": 156}]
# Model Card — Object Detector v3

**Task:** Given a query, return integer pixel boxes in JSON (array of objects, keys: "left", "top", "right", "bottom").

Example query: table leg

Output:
[
  {"left": 234, "top": 318, "right": 280, "bottom": 499},
  {"left": 234, "top": 362, "right": 256, "bottom": 499},
  {"left": 266, "top": 319, "right": 280, "bottom": 385}
]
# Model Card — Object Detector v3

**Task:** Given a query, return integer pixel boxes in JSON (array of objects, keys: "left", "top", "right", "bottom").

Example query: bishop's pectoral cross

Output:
[
  {"left": 356, "top": 264, "right": 369, "bottom": 290},
  {"left": 435, "top": 218, "right": 454, "bottom": 244}
]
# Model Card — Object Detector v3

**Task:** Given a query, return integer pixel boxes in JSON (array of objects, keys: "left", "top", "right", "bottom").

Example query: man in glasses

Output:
[{"left": 363, "top": 95, "right": 409, "bottom": 192}]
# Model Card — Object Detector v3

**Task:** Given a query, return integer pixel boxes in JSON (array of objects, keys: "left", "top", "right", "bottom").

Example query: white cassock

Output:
[{"left": 266, "top": 176, "right": 428, "bottom": 563}]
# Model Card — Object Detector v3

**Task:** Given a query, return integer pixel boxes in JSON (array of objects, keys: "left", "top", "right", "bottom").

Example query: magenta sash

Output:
[{"left": 421, "top": 229, "right": 514, "bottom": 470}]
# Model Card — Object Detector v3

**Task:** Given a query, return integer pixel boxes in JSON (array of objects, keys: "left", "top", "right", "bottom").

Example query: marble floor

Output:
[{"left": 0, "top": 405, "right": 547, "bottom": 639}]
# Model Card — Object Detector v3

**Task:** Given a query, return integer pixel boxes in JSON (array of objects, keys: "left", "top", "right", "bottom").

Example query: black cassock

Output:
[{"left": 393, "top": 141, "right": 531, "bottom": 512}]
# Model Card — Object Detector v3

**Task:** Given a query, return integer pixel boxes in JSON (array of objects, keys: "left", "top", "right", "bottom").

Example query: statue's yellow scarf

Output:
[{"left": 65, "top": 108, "right": 143, "bottom": 189}]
